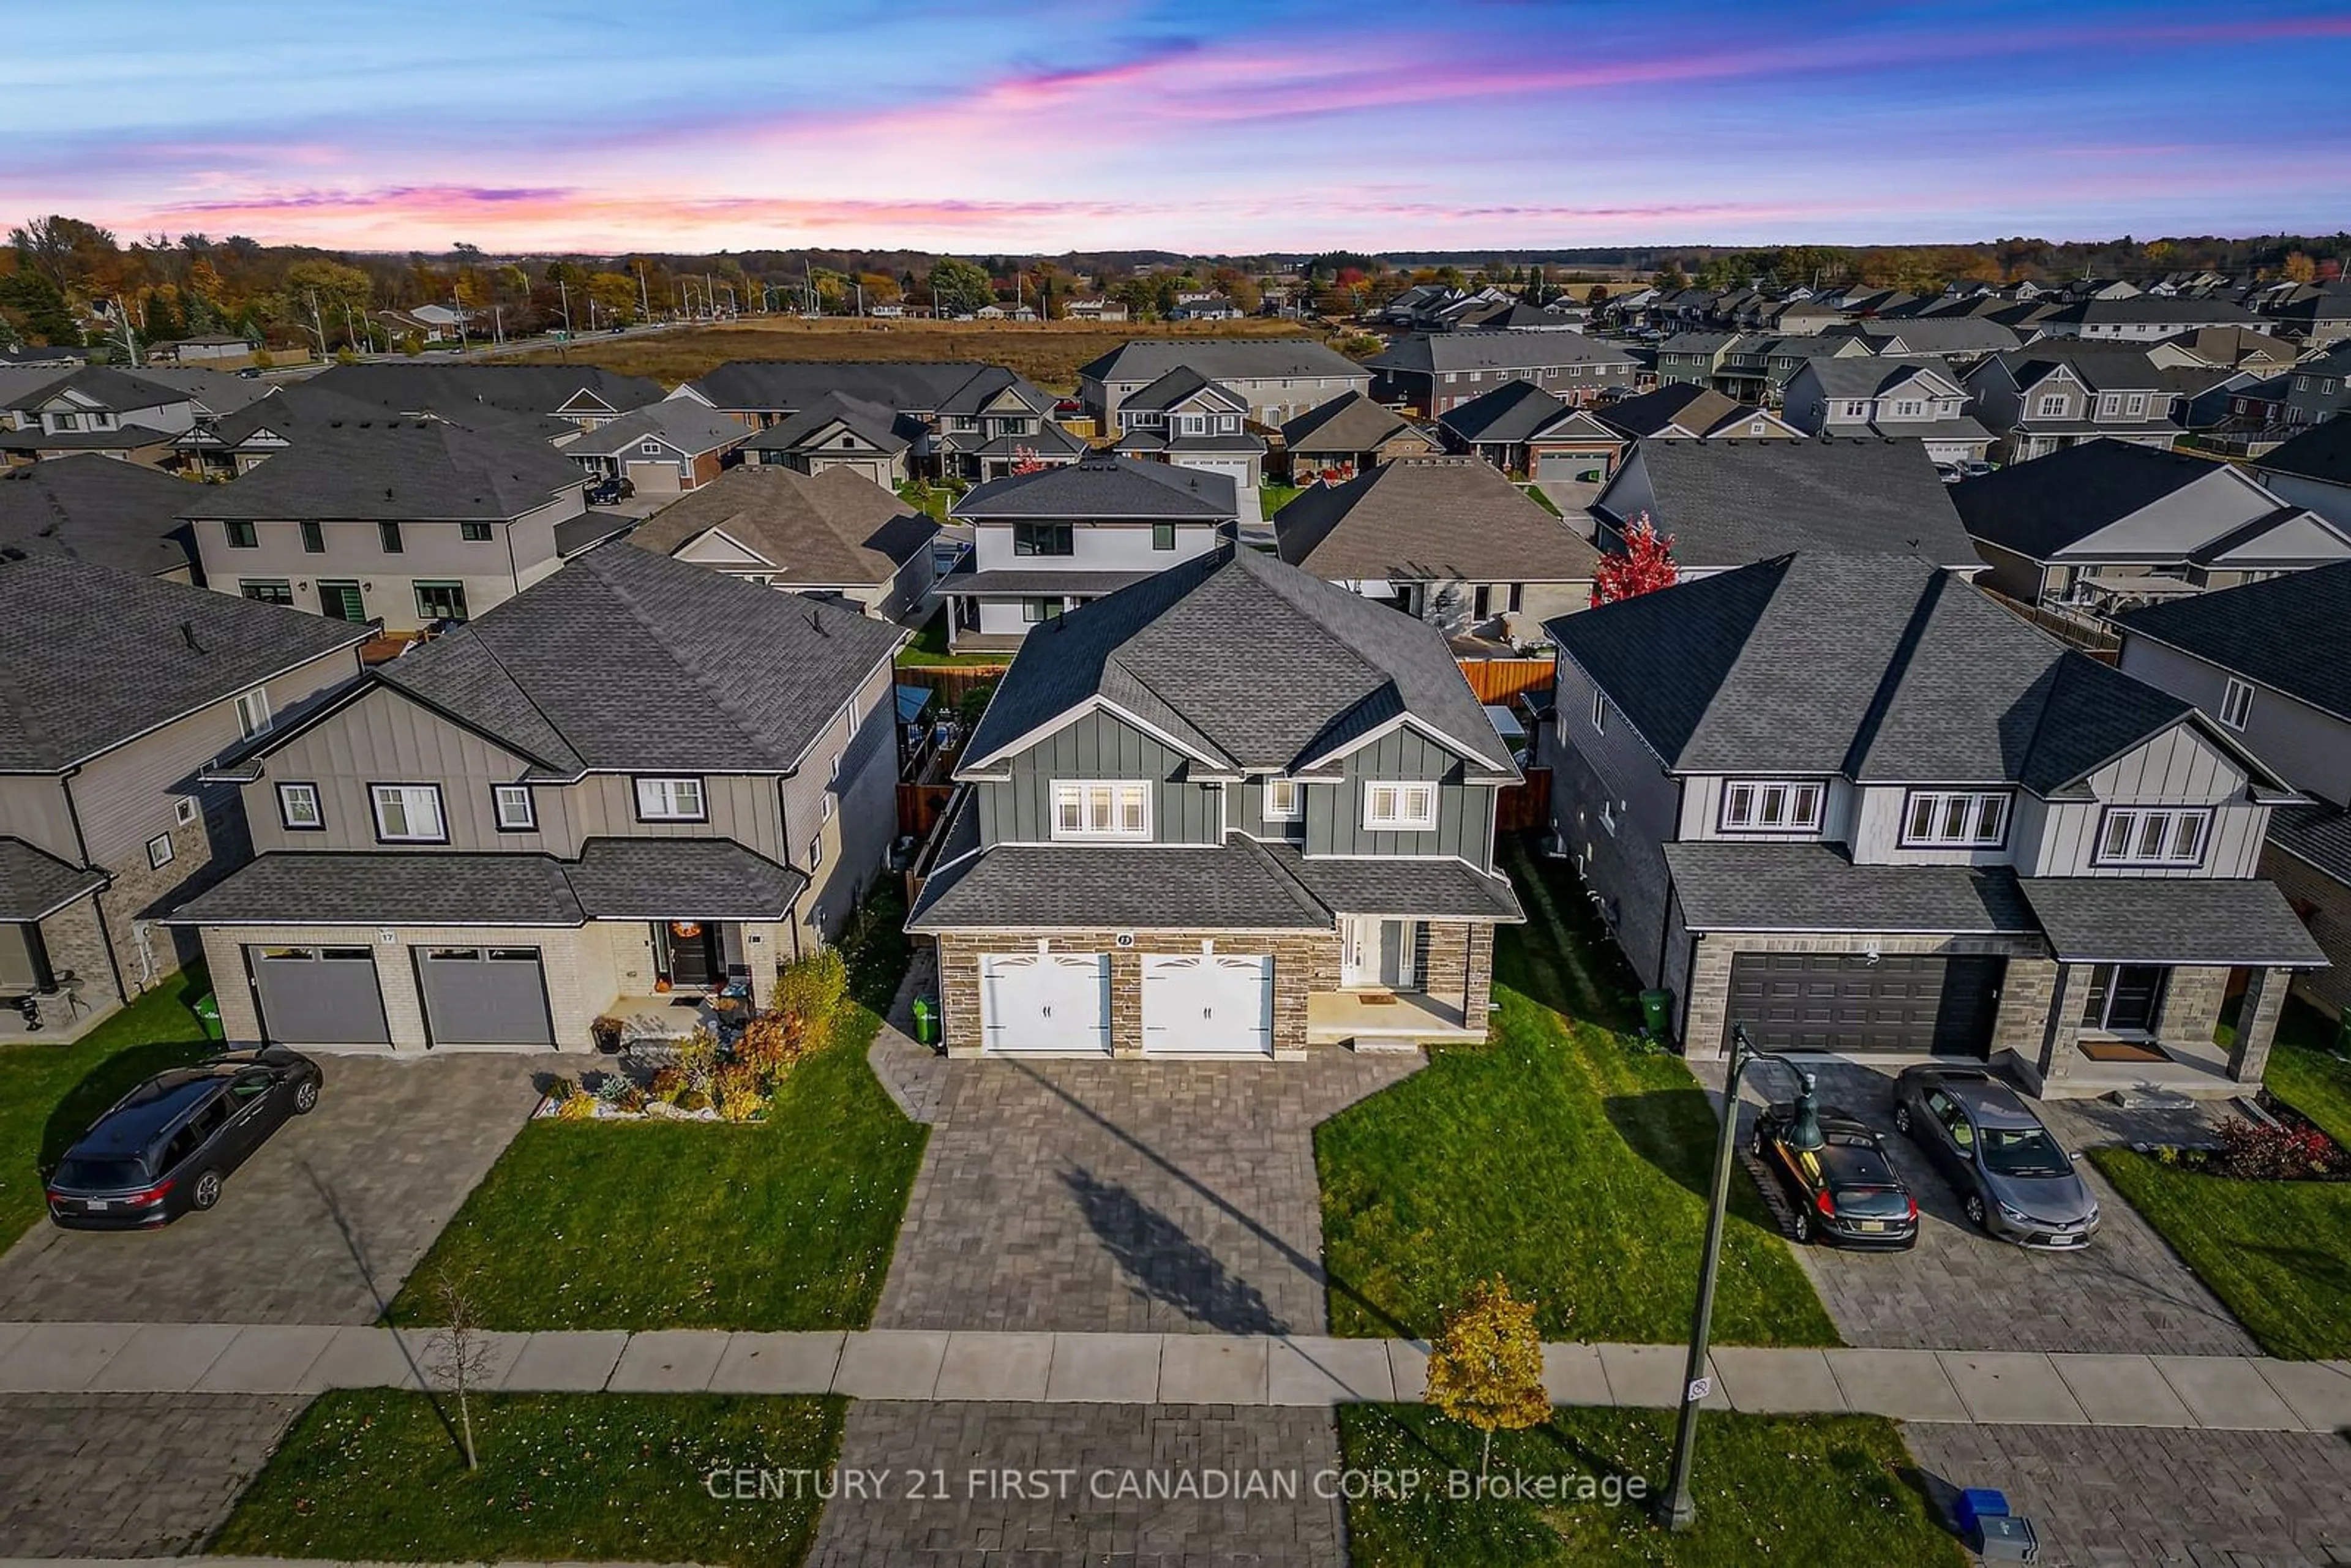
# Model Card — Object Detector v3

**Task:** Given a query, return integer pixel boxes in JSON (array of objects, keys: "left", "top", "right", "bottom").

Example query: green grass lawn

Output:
[
  {"left": 1315, "top": 838, "right": 1838, "bottom": 1346},
  {"left": 388, "top": 885, "right": 928, "bottom": 1330},
  {"left": 1337, "top": 1405, "right": 1964, "bottom": 1567},
  {"left": 1521, "top": 483, "right": 1563, "bottom": 516},
  {"left": 2088, "top": 1003, "right": 2351, "bottom": 1361},
  {"left": 897, "top": 606, "right": 1012, "bottom": 670},
  {"left": 0, "top": 967, "right": 213, "bottom": 1248},
  {"left": 212, "top": 1390, "right": 842, "bottom": 1567},
  {"left": 1260, "top": 482, "right": 1307, "bottom": 517},
  {"left": 894, "top": 481, "right": 951, "bottom": 520}
]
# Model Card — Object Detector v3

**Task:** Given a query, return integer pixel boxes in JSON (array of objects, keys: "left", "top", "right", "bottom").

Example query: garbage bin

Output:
[
  {"left": 910, "top": 996, "right": 938, "bottom": 1047},
  {"left": 193, "top": 992, "right": 225, "bottom": 1042},
  {"left": 1638, "top": 988, "right": 1673, "bottom": 1042}
]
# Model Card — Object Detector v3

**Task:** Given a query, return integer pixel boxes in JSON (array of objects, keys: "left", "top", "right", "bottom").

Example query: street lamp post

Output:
[{"left": 1657, "top": 1022, "right": 1821, "bottom": 1531}]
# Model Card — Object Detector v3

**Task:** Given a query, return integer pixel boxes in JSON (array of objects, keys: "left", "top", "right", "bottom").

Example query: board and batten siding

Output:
[
  {"left": 1846, "top": 784, "right": 2017, "bottom": 867},
  {"left": 2121, "top": 635, "right": 2351, "bottom": 811},
  {"left": 1677, "top": 775, "right": 1859, "bottom": 847},
  {"left": 1307, "top": 726, "right": 1494, "bottom": 864},
  {"left": 978, "top": 707, "right": 1222, "bottom": 847},
  {"left": 2014, "top": 722, "right": 2268, "bottom": 879},
  {"left": 1232, "top": 775, "right": 1307, "bottom": 844}
]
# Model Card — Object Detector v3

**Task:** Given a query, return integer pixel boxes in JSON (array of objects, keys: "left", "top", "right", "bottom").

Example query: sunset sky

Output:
[{"left": 9, "top": 0, "right": 2351, "bottom": 255}]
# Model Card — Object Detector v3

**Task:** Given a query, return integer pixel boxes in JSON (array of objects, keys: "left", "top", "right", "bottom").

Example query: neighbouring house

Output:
[
  {"left": 306, "top": 362, "right": 662, "bottom": 431},
  {"left": 170, "top": 383, "right": 411, "bottom": 476},
  {"left": 1828, "top": 317, "right": 2022, "bottom": 361},
  {"left": 1591, "top": 383, "right": 1804, "bottom": 444},
  {"left": 2116, "top": 563, "right": 2351, "bottom": 1019},
  {"left": 2165, "top": 326, "right": 2300, "bottom": 374},
  {"left": 1438, "top": 381, "right": 1627, "bottom": 482},
  {"left": 1076, "top": 339, "right": 1371, "bottom": 430},
  {"left": 168, "top": 545, "right": 905, "bottom": 1053},
  {"left": 1779, "top": 357, "right": 1995, "bottom": 465},
  {"left": 562, "top": 402, "right": 748, "bottom": 495},
  {"left": 931, "top": 367, "right": 1082, "bottom": 481},
  {"left": 2280, "top": 343, "right": 2351, "bottom": 429},
  {"left": 1951, "top": 440, "right": 2351, "bottom": 620},
  {"left": 152, "top": 335, "right": 260, "bottom": 366},
  {"left": 1963, "top": 348, "right": 2182, "bottom": 464},
  {"left": 739, "top": 392, "right": 924, "bottom": 488},
  {"left": 2254, "top": 416, "right": 2351, "bottom": 527},
  {"left": 0, "top": 365, "right": 268, "bottom": 468},
  {"left": 0, "top": 553, "right": 368, "bottom": 1041},
  {"left": 1278, "top": 391, "right": 1440, "bottom": 484},
  {"left": 1544, "top": 550, "right": 2322, "bottom": 1094},
  {"left": 907, "top": 544, "right": 1523, "bottom": 1057},
  {"left": 0, "top": 453, "right": 201, "bottom": 580},
  {"left": 182, "top": 418, "right": 593, "bottom": 632},
  {"left": 1108, "top": 367, "right": 1268, "bottom": 492},
  {"left": 624, "top": 465, "right": 939, "bottom": 617},
  {"left": 2029, "top": 296, "right": 2262, "bottom": 342},
  {"left": 373, "top": 304, "right": 474, "bottom": 343},
  {"left": 2263, "top": 285, "right": 2351, "bottom": 348},
  {"left": 678, "top": 360, "right": 1023, "bottom": 432},
  {"left": 1169, "top": 295, "right": 1243, "bottom": 321},
  {"left": 1365, "top": 331, "right": 1638, "bottom": 416},
  {"left": 1063, "top": 297, "right": 1129, "bottom": 323},
  {"left": 1588, "top": 438, "right": 1982, "bottom": 576},
  {"left": 939, "top": 454, "right": 1238, "bottom": 653},
  {"left": 1273, "top": 456, "right": 1599, "bottom": 642}
]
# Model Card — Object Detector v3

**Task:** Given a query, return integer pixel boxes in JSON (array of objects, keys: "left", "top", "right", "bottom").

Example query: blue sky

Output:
[{"left": 6, "top": 0, "right": 2349, "bottom": 252}]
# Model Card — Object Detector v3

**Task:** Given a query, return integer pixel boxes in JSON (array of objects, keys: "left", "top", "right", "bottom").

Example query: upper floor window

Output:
[
  {"left": 1052, "top": 779, "right": 1149, "bottom": 840},
  {"left": 225, "top": 520, "right": 258, "bottom": 549},
  {"left": 234, "top": 687, "right": 272, "bottom": 740},
  {"left": 1591, "top": 690, "right": 1610, "bottom": 733},
  {"left": 1902, "top": 789, "right": 2009, "bottom": 848},
  {"left": 1152, "top": 522, "right": 1177, "bottom": 551},
  {"left": 492, "top": 784, "right": 536, "bottom": 831},
  {"left": 300, "top": 520, "right": 324, "bottom": 553},
  {"left": 1891, "top": 399, "right": 1924, "bottom": 418},
  {"left": 1721, "top": 779, "right": 1824, "bottom": 833},
  {"left": 1265, "top": 778, "right": 1302, "bottom": 822},
  {"left": 2125, "top": 393, "right": 2147, "bottom": 417},
  {"left": 370, "top": 783, "right": 446, "bottom": 842},
  {"left": 461, "top": 521, "right": 493, "bottom": 542},
  {"left": 2099, "top": 394, "right": 2122, "bottom": 418},
  {"left": 277, "top": 782, "right": 323, "bottom": 831},
  {"left": 1841, "top": 400, "right": 1870, "bottom": 420},
  {"left": 2034, "top": 394, "right": 2068, "bottom": 418},
  {"left": 1364, "top": 781, "right": 1438, "bottom": 831},
  {"left": 378, "top": 520, "right": 404, "bottom": 554},
  {"left": 241, "top": 579, "right": 294, "bottom": 607},
  {"left": 635, "top": 776, "right": 707, "bottom": 822},
  {"left": 1013, "top": 522, "right": 1074, "bottom": 557},
  {"left": 2094, "top": 806, "right": 2209, "bottom": 868},
  {"left": 2219, "top": 678, "right": 2255, "bottom": 731}
]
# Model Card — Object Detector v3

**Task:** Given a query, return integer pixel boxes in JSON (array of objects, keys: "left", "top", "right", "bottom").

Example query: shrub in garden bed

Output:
[{"left": 2155, "top": 1113, "right": 2351, "bottom": 1181}]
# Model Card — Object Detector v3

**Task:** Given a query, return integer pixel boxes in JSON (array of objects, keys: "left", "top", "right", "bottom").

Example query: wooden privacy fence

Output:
[
  {"left": 895, "top": 664, "right": 1010, "bottom": 708},
  {"left": 898, "top": 783, "right": 956, "bottom": 839},
  {"left": 1457, "top": 654, "right": 1556, "bottom": 704},
  {"left": 1498, "top": 767, "right": 1552, "bottom": 832}
]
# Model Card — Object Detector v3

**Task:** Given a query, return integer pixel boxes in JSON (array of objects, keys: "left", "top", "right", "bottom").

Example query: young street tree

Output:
[
  {"left": 1423, "top": 1274, "right": 1551, "bottom": 1480},
  {"left": 424, "top": 1269, "right": 497, "bottom": 1471},
  {"left": 1590, "top": 514, "right": 1678, "bottom": 606}
]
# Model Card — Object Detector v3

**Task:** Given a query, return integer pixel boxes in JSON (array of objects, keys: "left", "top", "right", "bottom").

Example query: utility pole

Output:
[
  {"left": 304, "top": 291, "right": 328, "bottom": 359},
  {"left": 111, "top": 296, "right": 138, "bottom": 364},
  {"left": 452, "top": 288, "right": 468, "bottom": 353},
  {"left": 637, "top": 260, "right": 651, "bottom": 324},
  {"left": 555, "top": 277, "right": 572, "bottom": 358}
]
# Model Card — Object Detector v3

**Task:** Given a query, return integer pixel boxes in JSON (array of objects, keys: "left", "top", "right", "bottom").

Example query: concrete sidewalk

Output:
[{"left": 2, "top": 1320, "right": 2347, "bottom": 1431}]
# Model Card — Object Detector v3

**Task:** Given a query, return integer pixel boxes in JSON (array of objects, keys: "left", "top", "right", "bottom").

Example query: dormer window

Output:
[
  {"left": 1052, "top": 780, "right": 1149, "bottom": 840},
  {"left": 2035, "top": 394, "right": 2068, "bottom": 418},
  {"left": 1720, "top": 779, "right": 1824, "bottom": 833},
  {"left": 1902, "top": 789, "right": 2009, "bottom": 848}
]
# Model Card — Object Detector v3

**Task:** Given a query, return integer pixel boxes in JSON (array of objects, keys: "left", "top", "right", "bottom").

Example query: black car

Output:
[
  {"left": 1752, "top": 1103, "right": 1919, "bottom": 1250},
  {"left": 45, "top": 1049, "right": 322, "bottom": 1228},
  {"left": 1893, "top": 1065, "right": 2099, "bottom": 1248},
  {"left": 585, "top": 475, "right": 634, "bottom": 505}
]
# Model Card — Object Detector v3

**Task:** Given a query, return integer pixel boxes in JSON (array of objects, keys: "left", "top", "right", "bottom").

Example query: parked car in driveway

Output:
[
  {"left": 45, "top": 1048, "right": 322, "bottom": 1229},
  {"left": 1752, "top": 1101, "right": 1919, "bottom": 1249},
  {"left": 1892, "top": 1065, "right": 2099, "bottom": 1248}
]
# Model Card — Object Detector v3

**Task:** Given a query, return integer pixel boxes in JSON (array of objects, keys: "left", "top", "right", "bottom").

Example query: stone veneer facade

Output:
[{"left": 2262, "top": 841, "right": 2349, "bottom": 1019}]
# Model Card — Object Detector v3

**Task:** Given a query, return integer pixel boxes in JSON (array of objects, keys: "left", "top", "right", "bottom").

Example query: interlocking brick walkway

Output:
[
  {"left": 807, "top": 1401, "right": 1346, "bottom": 1567},
  {"left": 0, "top": 1392, "right": 302, "bottom": 1556},
  {"left": 875, "top": 1054, "right": 1420, "bottom": 1335}
]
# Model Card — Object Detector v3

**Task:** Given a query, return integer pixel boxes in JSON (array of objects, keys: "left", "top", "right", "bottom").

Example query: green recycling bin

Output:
[
  {"left": 911, "top": 996, "right": 938, "bottom": 1046},
  {"left": 1638, "top": 988, "right": 1673, "bottom": 1043},
  {"left": 193, "top": 992, "right": 225, "bottom": 1041}
]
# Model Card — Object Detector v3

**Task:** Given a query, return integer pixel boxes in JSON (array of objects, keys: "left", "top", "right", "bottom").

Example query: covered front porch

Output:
[
  {"left": 0, "top": 844, "right": 120, "bottom": 1045},
  {"left": 1305, "top": 987, "right": 1481, "bottom": 1048}
]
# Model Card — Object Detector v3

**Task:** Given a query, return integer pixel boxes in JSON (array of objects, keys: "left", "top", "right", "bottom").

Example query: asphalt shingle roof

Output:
[
  {"left": 2019, "top": 877, "right": 2328, "bottom": 966},
  {"left": 166, "top": 852, "right": 587, "bottom": 926},
  {"left": 304, "top": 362, "right": 663, "bottom": 421},
  {"left": 1274, "top": 457, "right": 1600, "bottom": 583},
  {"left": 1367, "top": 332, "right": 1638, "bottom": 374},
  {"left": 743, "top": 392, "right": 921, "bottom": 454},
  {"left": 565, "top": 837, "right": 807, "bottom": 919},
  {"left": 0, "top": 553, "right": 364, "bottom": 772},
  {"left": 563, "top": 402, "right": 750, "bottom": 459},
  {"left": 686, "top": 361, "right": 1001, "bottom": 413},
  {"left": 2258, "top": 418, "right": 2351, "bottom": 489},
  {"left": 1257, "top": 842, "right": 1523, "bottom": 920},
  {"left": 2116, "top": 560, "right": 2351, "bottom": 722},
  {"left": 180, "top": 419, "right": 583, "bottom": 522},
  {"left": 2270, "top": 803, "right": 2351, "bottom": 884},
  {"left": 0, "top": 837, "right": 108, "bottom": 921},
  {"left": 0, "top": 454, "right": 199, "bottom": 577},
  {"left": 1600, "top": 439, "right": 1979, "bottom": 569},
  {"left": 1594, "top": 384, "right": 1770, "bottom": 440},
  {"left": 953, "top": 454, "right": 1236, "bottom": 520},
  {"left": 1951, "top": 439, "right": 2263, "bottom": 558},
  {"left": 627, "top": 465, "right": 937, "bottom": 588},
  {"left": 1077, "top": 339, "right": 1367, "bottom": 386},
  {"left": 1279, "top": 391, "right": 1422, "bottom": 452},
  {"left": 1665, "top": 842, "right": 2035, "bottom": 934}
]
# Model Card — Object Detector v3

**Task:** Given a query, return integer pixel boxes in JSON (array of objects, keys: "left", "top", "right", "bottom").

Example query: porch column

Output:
[
  {"left": 2035, "top": 963, "right": 2087, "bottom": 1088},
  {"left": 2227, "top": 966, "right": 2293, "bottom": 1084}
]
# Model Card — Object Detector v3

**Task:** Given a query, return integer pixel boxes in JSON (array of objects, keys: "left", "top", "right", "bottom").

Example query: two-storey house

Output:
[
  {"left": 939, "top": 455, "right": 1238, "bottom": 653},
  {"left": 931, "top": 367, "right": 1084, "bottom": 481},
  {"left": 2279, "top": 343, "right": 2351, "bottom": 429},
  {"left": 1544, "top": 552, "right": 2321, "bottom": 1095},
  {"left": 0, "top": 365, "right": 269, "bottom": 468},
  {"left": 738, "top": 392, "right": 925, "bottom": 488},
  {"left": 2030, "top": 296, "right": 2262, "bottom": 342},
  {"left": 2254, "top": 416, "right": 2351, "bottom": 528},
  {"left": 1108, "top": 369, "right": 1267, "bottom": 492},
  {"left": 2117, "top": 565, "right": 2351, "bottom": 1020},
  {"left": 908, "top": 546, "right": 1522, "bottom": 1057},
  {"left": 168, "top": 546, "right": 902, "bottom": 1054},
  {"left": 0, "top": 454, "right": 201, "bottom": 580},
  {"left": 1964, "top": 349, "right": 2181, "bottom": 464},
  {"left": 1076, "top": 340, "right": 1371, "bottom": 430},
  {"left": 1780, "top": 358, "right": 1994, "bottom": 466},
  {"left": 183, "top": 418, "right": 593, "bottom": 632},
  {"left": 1365, "top": 331, "right": 1639, "bottom": 416},
  {"left": 1, "top": 554, "right": 367, "bottom": 1041},
  {"left": 1592, "top": 384, "right": 1804, "bottom": 445}
]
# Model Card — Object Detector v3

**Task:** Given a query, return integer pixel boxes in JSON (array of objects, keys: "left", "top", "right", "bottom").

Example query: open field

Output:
[{"left": 508, "top": 316, "right": 1351, "bottom": 391}]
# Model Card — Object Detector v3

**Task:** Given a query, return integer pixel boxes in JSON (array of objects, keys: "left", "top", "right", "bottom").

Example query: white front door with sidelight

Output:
[{"left": 1340, "top": 918, "right": 1420, "bottom": 989}]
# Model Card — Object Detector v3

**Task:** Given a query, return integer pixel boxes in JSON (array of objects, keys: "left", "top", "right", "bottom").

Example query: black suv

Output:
[{"left": 45, "top": 1048, "right": 322, "bottom": 1228}]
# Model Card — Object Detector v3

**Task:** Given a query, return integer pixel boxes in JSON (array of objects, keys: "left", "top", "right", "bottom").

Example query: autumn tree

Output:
[
  {"left": 1424, "top": 1275, "right": 1551, "bottom": 1480},
  {"left": 928, "top": 257, "right": 996, "bottom": 316},
  {"left": 1590, "top": 516, "right": 1678, "bottom": 606},
  {"left": 2284, "top": 252, "right": 2319, "bottom": 283},
  {"left": 587, "top": 271, "right": 639, "bottom": 324},
  {"left": 282, "top": 258, "right": 373, "bottom": 318}
]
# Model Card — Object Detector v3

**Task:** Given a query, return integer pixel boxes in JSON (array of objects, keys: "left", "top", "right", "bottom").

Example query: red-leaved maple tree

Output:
[
  {"left": 1589, "top": 513, "right": 1678, "bottom": 606},
  {"left": 1009, "top": 445, "right": 1047, "bottom": 475}
]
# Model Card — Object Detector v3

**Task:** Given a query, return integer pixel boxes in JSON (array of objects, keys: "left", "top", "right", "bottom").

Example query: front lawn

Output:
[
  {"left": 2088, "top": 1008, "right": 2351, "bottom": 1362},
  {"left": 1260, "top": 482, "right": 1307, "bottom": 518},
  {"left": 212, "top": 1390, "right": 842, "bottom": 1567},
  {"left": 389, "top": 884, "right": 928, "bottom": 1330},
  {"left": 1316, "top": 839, "right": 1838, "bottom": 1346},
  {"left": 0, "top": 967, "right": 213, "bottom": 1248},
  {"left": 1338, "top": 1404, "right": 1963, "bottom": 1567},
  {"left": 1521, "top": 483, "right": 1563, "bottom": 516}
]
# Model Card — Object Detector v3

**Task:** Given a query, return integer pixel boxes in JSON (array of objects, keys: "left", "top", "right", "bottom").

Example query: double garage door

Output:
[
  {"left": 1725, "top": 952, "right": 2004, "bottom": 1056},
  {"left": 978, "top": 951, "right": 1273, "bottom": 1057},
  {"left": 1534, "top": 451, "right": 1608, "bottom": 484},
  {"left": 247, "top": 944, "right": 553, "bottom": 1049}
]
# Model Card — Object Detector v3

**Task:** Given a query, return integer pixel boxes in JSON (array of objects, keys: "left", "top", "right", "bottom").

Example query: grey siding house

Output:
[
  {"left": 0, "top": 555, "right": 367, "bottom": 1041},
  {"left": 909, "top": 546, "right": 1522, "bottom": 1059},
  {"left": 170, "top": 546, "right": 903, "bottom": 1054},
  {"left": 1366, "top": 331, "right": 1638, "bottom": 416},
  {"left": 1076, "top": 340, "right": 1370, "bottom": 430},
  {"left": 2254, "top": 416, "right": 2351, "bottom": 528},
  {"left": 1543, "top": 552, "right": 2321, "bottom": 1097}
]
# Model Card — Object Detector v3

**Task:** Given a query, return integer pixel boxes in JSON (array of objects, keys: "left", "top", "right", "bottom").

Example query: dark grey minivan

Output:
[
  {"left": 45, "top": 1048, "right": 322, "bottom": 1228},
  {"left": 1892, "top": 1065, "right": 2099, "bottom": 1248}
]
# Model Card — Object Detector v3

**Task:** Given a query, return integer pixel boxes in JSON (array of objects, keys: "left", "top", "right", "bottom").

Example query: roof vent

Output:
[
  {"left": 808, "top": 609, "right": 827, "bottom": 636},
  {"left": 179, "top": 620, "right": 203, "bottom": 653}
]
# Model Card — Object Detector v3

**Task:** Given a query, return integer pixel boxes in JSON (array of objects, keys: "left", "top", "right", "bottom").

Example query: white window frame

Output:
[
  {"left": 1264, "top": 777, "right": 1302, "bottom": 822},
  {"left": 2035, "top": 393, "right": 2068, "bottom": 418},
  {"left": 2125, "top": 392, "right": 2147, "bottom": 416},
  {"left": 2094, "top": 806, "right": 2210, "bottom": 868},
  {"left": 1591, "top": 689, "right": 1609, "bottom": 733},
  {"left": 146, "top": 831, "right": 174, "bottom": 871},
  {"left": 1363, "top": 781, "right": 1438, "bottom": 831},
  {"left": 370, "top": 783, "right": 447, "bottom": 843},
  {"left": 1050, "top": 779, "right": 1151, "bottom": 841},
  {"left": 1900, "top": 789, "right": 2010, "bottom": 848},
  {"left": 2219, "top": 677, "right": 2254, "bottom": 731},
  {"left": 234, "top": 687, "right": 272, "bottom": 740},
  {"left": 1720, "top": 779, "right": 1826, "bottom": 833},
  {"left": 492, "top": 784, "right": 536, "bottom": 831},
  {"left": 173, "top": 795, "right": 201, "bottom": 828},
  {"left": 277, "top": 782, "right": 323, "bottom": 831},
  {"left": 634, "top": 776, "right": 707, "bottom": 822}
]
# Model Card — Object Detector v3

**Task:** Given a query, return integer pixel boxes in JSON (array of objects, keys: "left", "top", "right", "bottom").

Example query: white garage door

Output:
[
  {"left": 1141, "top": 953, "right": 1273, "bottom": 1056},
  {"left": 626, "top": 459, "right": 681, "bottom": 494},
  {"left": 1179, "top": 456, "right": 1255, "bottom": 489},
  {"left": 980, "top": 953, "right": 1111, "bottom": 1054}
]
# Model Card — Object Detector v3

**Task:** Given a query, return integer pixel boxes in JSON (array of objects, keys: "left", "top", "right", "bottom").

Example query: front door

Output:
[
  {"left": 2085, "top": 964, "right": 2168, "bottom": 1034},
  {"left": 1341, "top": 918, "right": 1419, "bottom": 989},
  {"left": 318, "top": 580, "right": 366, "bottom": 622},
  {"left": 659, "top": 921, "right": 722, "bottom": 990}
]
